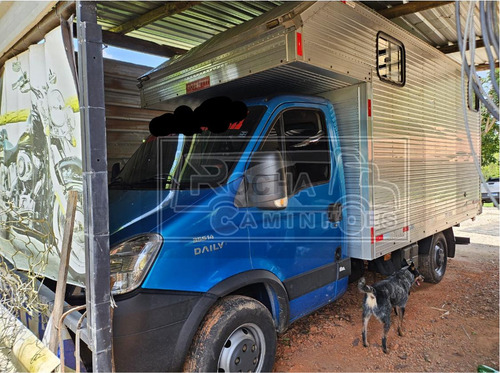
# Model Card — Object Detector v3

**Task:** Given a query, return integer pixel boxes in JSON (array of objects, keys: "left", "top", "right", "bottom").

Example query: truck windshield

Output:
[{"left": 109, "top": 105, "right": 266, "bottom": 190}]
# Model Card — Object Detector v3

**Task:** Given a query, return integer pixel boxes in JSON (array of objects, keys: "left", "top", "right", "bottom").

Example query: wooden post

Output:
[{"left": 48, "top": 190, "right": 78, "bottom": 354}]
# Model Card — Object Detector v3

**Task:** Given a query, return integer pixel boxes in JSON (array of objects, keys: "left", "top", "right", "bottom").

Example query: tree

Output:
[{"left": 481, "top": 69, "right": 499, "bottom": 176}]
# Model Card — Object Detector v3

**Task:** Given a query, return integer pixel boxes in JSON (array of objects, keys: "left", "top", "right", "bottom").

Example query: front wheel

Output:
[
  {"left": 184, "top": 295, "right": 277, "bottom": 373},
  {"left": 419, "top": 232, "right": 448, "bottom": 283}
]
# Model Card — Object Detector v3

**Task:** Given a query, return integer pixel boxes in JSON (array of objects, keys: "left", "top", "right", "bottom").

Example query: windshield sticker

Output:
[{"left": 228, "top": 119, "right": 244, "bottom": 130}]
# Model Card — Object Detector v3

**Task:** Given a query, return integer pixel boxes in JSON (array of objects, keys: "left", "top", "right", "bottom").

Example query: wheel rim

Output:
[
  {"left": 433, "top": 241, "right": 446, "bottom": 277},
  {"left": 218, "top": 323, "right": 266, "bottom": 373}
]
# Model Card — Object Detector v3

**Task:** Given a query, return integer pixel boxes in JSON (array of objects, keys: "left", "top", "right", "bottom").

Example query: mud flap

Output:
[
  {"left": 419, "top": 228, "right": 456, "bottom": 258},
  {"left": 443, "top": 227, "right": 456, "bottom": 258}
]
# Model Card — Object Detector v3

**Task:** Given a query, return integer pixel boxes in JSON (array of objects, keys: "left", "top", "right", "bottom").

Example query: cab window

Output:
[{"left": 259, "top": 108, "right": 331, "bottom": 195}]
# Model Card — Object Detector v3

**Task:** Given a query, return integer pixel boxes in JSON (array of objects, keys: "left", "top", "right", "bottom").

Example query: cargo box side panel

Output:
[
  {"left": 323, "top": 84, "right": 373, "bottom": 260},
  {"left": 370, "top": 35, "right": 481, "bottom": 258},
  {"left": 300, "top": 1, "right": 480, "bottom": 258},
  {"left": 300, "top": 2, "right": 375, "bottom": 83},
  {"left": 140, "top": 29, "right": 291, "bottom": 110}
]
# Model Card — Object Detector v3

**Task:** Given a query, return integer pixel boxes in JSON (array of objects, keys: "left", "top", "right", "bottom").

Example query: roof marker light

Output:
[{"left": 297, "top": 32, "right": 303, "bottom": 57}]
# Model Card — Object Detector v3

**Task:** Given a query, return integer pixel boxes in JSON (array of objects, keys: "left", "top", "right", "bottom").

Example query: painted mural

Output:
[{"left": 0, "top": 27, "right": 85, "bottom": 285}]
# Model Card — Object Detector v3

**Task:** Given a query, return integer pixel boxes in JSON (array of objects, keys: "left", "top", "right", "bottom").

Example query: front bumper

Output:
[{"left": 113, "top": 290, "right": 217, "bottom": 372}]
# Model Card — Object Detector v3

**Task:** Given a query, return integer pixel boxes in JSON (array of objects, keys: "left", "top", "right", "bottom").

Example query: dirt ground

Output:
[{"left": 274, "top": 207, "right": 499, "bottom": 372}]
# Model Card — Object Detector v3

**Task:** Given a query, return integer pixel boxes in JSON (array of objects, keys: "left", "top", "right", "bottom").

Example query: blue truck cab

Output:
[{"left": 109, "top": 95, "right": 351, "bottom": 372}]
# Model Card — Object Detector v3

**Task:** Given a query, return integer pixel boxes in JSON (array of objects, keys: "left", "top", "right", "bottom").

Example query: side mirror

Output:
[
  {"left": 111, "top": 162, "right": 121, "bottom": 180},
  {"left": 235, "top": 150, "right": 287, "bottom": 210}
]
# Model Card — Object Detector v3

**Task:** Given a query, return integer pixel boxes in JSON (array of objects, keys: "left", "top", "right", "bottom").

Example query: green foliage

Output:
[
  {"left": 482, "top": 157, "right": 499, "bottom": 179},
  {"left": 481, "top": 69, "right": 499, "bottom": 168}
]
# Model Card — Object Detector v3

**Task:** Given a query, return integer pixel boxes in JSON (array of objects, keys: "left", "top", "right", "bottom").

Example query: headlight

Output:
[{"left": 110, "top": 233, "right": 162, "bottom": 295}]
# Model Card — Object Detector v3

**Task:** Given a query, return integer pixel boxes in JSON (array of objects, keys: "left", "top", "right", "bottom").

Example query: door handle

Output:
[{"left": 328, "top": 203, "right": 342, "bottom": 223}]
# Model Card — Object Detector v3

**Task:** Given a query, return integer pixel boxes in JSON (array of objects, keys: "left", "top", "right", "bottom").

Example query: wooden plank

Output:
[
  {"left": 378, "top": 1, "right": 453, "bottom": 19},
  {"left": 102, "top": 30, "right": 186, "bottom": 57},
  {"left": 108, "top": 1, "right": 201, "bottom": 34},
  {"left": 105, "top": 91, "right": 143, "bottom": 107},
  {"left": 106, "top": 105, "right": 165, "bottom": 121},
  {"left": 106, "top": 118, "right": 151, "bottom": 131},
  {"left": 107, "top": 143, "right": 144, "bottom": 159},
  {"left": 106, "top": 131, "right": 148, "bottom": 143},
  {"left": 476, "top": 62, "right": 499, "bottom": 71},
  {"left": 103, "top": 58, "right": 152, "bottom": 78},
  {"left": 48, "top": 191, "right": 78, "bottom": 354},
  {"left": 74, "top": 24, "right": 186, "bottom": 58},
  {"left": 105, "top": 76, "right": 142, "bottom": 93},
  {"left": 437, "top": 38, "right": 485, "bottom": 54}
]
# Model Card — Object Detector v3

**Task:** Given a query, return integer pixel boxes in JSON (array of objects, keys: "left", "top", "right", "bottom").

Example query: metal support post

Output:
[{"left": 76, "top": 2, "right": 112, "bottom": 371}]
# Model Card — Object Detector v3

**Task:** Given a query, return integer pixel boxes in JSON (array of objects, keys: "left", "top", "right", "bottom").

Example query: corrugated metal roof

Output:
[
  {"left": 97, "top": 1, "right": 283, "bottom": 50},
  {"left": 0, "top": 2, "right": 495, "bottom": 71},
  {"left": 0, "top": 2, "right": 56, "bottom": 56},
  {"left": 363, "top": 1, "right": 491, "bottom": 65},
  {"left": 94, "top": 1, "right": 496, "bottom": 69}
]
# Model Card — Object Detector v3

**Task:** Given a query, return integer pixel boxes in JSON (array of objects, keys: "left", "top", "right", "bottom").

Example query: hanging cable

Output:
[
  {"left": 456, "top": 0, "right": 499, "bottom": 207},
  {"left": 455, "top": 1, "right": 499, "bottom": 120},
  {"left": 486, "top": 1, "right": 499, "bottom": 60},
  {"left": 480, "top": 1, "right": 499, "bottom": 98}
]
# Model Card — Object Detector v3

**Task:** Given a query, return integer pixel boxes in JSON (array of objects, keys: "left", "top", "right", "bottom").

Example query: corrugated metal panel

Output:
[
  {"left": 97, "top": 2, "right": 165, "bottom": 29},
  {"left": 325, "top": 84, "right": 373, "bottom": 259},
  {"left": 97, "top": 1, "right": 283, "bottom": 51},
  {"left": 140, "top": 26, "right": 292, "bottom": 108},
  {"left": 94, "top": 1, "right": 489, "bottom": 66},
  {"left": 0, "top": 2, "right": 55, "bottom": 55},
  {"left": 362, "top": 1, "right": 490, "bottom": 65},
  {"left": 301, "top": 2, "right": 374, "bottom": 81},
  {"left": 364, "top": 9, "right": 482, "bottom": 258},
  {"left": 359, "top": 1, "right": 481, "bottom": 45},
  {"left": 298, "top": 1, "right": 481, "bottom": 259},
  {"left": 103, "top": 58, "right": 163, "bottom": 170},
  {"left": 141, "top": 61, "right": 357, "bottom": 111},
  {"left": 397, "top": 2, "right": 489, "bottom": 65},
  {"left": 143, "top": 2, "right": 311, "bottom": 77},
  {"left": 139, "top": 2, "right": 373, "bottom": 110}
]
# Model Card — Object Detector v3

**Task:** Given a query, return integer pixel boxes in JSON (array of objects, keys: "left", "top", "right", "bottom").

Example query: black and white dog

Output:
[{"left": 358, "top": 261, "right": 424, "bottom": 353}]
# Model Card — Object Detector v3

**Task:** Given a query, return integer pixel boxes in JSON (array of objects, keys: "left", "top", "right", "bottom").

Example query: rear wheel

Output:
[
  {"left": 419, "top": 232, "right": 448, "bottom": 283},
  {"left": 184, "top": 295, "right": 277, "bottom": 373}
]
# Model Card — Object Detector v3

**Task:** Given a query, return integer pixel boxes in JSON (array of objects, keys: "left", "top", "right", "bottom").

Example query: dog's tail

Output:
[{"left": 358, "top": 277, "right": 375, "bottom": 294}]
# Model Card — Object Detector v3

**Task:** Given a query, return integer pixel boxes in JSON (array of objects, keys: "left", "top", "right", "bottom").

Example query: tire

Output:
[
  {"left": 184, "top": 295, "right": 277, "bottom": 373},
  {"left": 419, "top": 232, "right": 448, "bottom": 283},
  {"left": 349, "top": 259, "right": 365, "bottom": 283}
]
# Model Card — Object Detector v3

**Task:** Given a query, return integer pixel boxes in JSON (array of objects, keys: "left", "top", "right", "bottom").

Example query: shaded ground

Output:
[{"left": 274, "top": 207, "right": 499, "bottom": 372}]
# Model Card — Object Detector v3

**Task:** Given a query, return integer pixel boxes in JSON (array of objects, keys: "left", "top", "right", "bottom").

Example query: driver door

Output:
[{"left": 245, "top": 104, "right": 346, "bottom": 321}]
